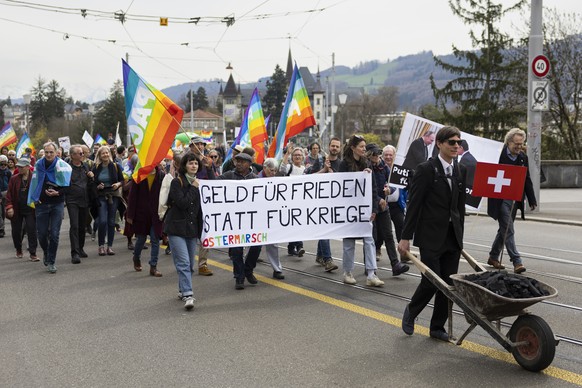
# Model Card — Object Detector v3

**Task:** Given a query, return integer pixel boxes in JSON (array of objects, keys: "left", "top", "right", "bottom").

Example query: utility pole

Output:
[
  {"left": 330, "top": 53, "right": 336, "bottom": 139},
  {"left": 190, "top": 83, "right": 194, "bottom": 132},
  {"left": 527, "top": 0, "right": 543, "bottom": 212}
]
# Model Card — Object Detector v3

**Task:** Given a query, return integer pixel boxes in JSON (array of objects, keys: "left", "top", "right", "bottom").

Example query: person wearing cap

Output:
[
  {"left": 187, "top": 135, "right": 215, "bottom": 276},
  {"left": 222, "top": 144, "right": 244, "bottom": 173},
  {"left": 0, "top": 154, "right": 13, "bottom": 238},
  {"left": 367, "top": 144, "right": 409, "bottom": 276},
  {"left": 5, "top": 157, "right": 38, "bottom": 260},
  {"left": 219, "top": 152, "right": 262, "bottom": 289}
]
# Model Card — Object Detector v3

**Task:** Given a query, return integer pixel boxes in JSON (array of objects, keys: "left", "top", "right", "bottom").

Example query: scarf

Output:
[
  {"left": 28, "top": 157, "right": 72, "bottom": 206},
  {"left": 185, "top": 173, "right": 197, "bottom": 185}
]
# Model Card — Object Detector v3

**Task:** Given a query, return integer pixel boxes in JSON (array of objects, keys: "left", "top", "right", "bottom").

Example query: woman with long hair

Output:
[
  {"left": 92, "top": 146, "right": 123, "bottom": 256},
  {"left": 164, "top": 153, "right": 203, "bottom": 310},
  {"left": 338, "top": 135, "right": 384, "bottom": 287}
]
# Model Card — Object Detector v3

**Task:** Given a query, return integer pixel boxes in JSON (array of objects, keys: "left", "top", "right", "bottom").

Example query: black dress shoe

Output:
[
  {"left": 71, "top": 254, "right": 81, "bottom": 264},
  {"left": 79, "top": 250, "right": 88, "bottom": 258},
  {"left": 273, "top": 271, "right": 285, "bottom": 280},
  {"left": 235, "top": 279, "right": 245, "bottom": 290},
  {"left": 245, "top": 273, "right": 258, "bottom": 284},
  {"left": 429, "top": 330, "right": 450, "bottom": 342},
  {"left": 402, "top": 305, "right": 415, "bottom": 335}
]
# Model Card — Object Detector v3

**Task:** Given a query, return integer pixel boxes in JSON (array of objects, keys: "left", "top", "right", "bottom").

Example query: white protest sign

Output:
[
  {"left": 58, "top": 136, "right": 71, "bottom": 152},
  {"left": 82, "top": 130, "right": 94, "bottom": 148},
  {"left": 200, "top": 172, "right": 373, "bottom": 248}
]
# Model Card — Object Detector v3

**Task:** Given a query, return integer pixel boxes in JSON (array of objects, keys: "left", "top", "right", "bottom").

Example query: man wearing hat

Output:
[
  {"left": 6, "top": 157, "right": 38, "bottom": 260},
  {"left": 187, "top": 134, "right": 215, "bottom": 276},
  {"left": 219, "top": 152, "right": 262, "bottom": 289},
  {"left": 222, "top": 144, "right": 244, "bottom": 173}
]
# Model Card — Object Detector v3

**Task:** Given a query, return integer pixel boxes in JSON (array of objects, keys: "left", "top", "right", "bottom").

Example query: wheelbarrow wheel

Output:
[{"left": 508, "top": 314, "right": 556, "bottom": 372}]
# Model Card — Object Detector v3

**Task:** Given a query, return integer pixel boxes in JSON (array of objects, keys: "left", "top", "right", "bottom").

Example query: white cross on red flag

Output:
[{"left": 472, "top": 162, "right": 527, "bottom": 201}]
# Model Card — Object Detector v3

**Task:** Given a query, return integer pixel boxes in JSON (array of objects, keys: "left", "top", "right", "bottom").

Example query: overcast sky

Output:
[{"left": 0, "top": 0, "right": 579, "bottom": 103}]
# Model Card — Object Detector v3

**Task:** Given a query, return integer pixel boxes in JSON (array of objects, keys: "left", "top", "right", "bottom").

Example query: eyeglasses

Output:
[
  {"left": 210, "top": 155, "right": 218, "bottom": 159},
  {"left": 446, "top": 139, "right": 463, "bottom": 146}
]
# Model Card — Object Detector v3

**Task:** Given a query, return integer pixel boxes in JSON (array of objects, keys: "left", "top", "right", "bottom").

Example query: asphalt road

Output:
[{"left": 1, "top": 205, "right": 582, "bottom": 387}]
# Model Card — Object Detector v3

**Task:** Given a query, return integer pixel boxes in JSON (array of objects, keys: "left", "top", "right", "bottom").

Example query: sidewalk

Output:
[{"left": 472, "top": 188, "right": 582, "bottom": 227}]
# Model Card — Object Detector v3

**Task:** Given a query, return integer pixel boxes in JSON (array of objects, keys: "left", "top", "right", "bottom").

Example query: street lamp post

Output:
[{"left": 338, "top": 93, "right": 348, "bottom": 145}]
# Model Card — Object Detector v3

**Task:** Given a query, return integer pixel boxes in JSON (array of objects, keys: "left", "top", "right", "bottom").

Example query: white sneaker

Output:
[
  {"left": 366, "top": 275, "right": 385, "bottom": 287},
  {"left": 183, "top": 296, "right": 195, "bottom": 310},
  {"left": 343, "top": 272, "right": 357, "bottom": 285}
]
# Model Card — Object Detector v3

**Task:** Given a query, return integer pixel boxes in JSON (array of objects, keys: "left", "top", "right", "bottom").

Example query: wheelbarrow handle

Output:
[
  {"left": 461, "top": 249, "right": 488, "bottom": 272},
  {"left": 404, "top": 251, "right": 454, "bottom": 291}
]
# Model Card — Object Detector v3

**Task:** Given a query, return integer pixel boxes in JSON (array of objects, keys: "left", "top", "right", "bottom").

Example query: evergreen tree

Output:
[
  {"left": 29, "top": 76, "right": 48, "bottom": 130},
  {"left": 0, "top": 97, "right": 10, "bottom": 126},
  {"left": 195, "top": 87, "right": 209, "bottom": 110},
  {"left": 93, "top": 80, "right": 126, "bottom": 141},
  {"left": 263, "top": 65, "right": 288, "bottom": 134},
  {"left": 430, "top": 0, "right": 526, "bottom": 139},
  {"left": 45, "top": 80, "right": 66, "bottom": 119}
]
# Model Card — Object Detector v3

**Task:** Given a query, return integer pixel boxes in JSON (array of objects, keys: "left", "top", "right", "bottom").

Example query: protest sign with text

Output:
[{"left": 200, "top": 172, "right": 373, "bottom": 248}]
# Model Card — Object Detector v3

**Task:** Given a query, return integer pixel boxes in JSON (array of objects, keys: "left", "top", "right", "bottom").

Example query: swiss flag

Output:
[{"left": 472, "top": 162, "right": 527, "bottom": 201}]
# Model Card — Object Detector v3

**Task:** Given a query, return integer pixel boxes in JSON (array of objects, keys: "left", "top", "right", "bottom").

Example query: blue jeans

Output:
[
  {"left": 98, "top": 196, "right": 118, "bottom": 247},
  {"left": 134, "top": 225, "right": 160, "bottom": 267},
  {"left": 342, "top": 237, "right": 377, "bottom": 273},
  {"left": 168, "top": 235, "right": 197, "bottom": 298},
  {"left": 317, "top": 240, "right": 332, "bottom": 261},
  {"left": 36, "top": 202, "right": 65, "bottom": 265},
  {"left": 489, "top": 200, "right": 522, "bottom": 265}
]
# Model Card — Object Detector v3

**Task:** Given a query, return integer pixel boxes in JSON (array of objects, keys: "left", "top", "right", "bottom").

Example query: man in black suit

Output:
[
  {"left": 398, "top": 126, "right": 467, "bottom": 342},
  {"left": 487, "top": 128, "right": 536, "bottom": 274},
  {"left": 402, "top": 131, "right": 435, "bottom": 171},
  {"left": 458, "top": 140, "right": 477, "bottom": 188}
]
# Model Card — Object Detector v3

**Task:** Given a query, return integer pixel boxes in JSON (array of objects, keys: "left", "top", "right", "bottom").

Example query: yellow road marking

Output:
[{"left": 207, "top": 258, "right": 582, "bottom": 385}]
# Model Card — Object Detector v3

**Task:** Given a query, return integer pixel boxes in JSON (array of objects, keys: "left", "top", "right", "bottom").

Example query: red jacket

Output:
[{"left": 6, "top": 169, "right": 34, "bottom": 219}]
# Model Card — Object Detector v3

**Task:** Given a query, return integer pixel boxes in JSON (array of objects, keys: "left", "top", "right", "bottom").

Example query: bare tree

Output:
[{"left": 542, "top": 9, "right": 582, "bottom": 160}]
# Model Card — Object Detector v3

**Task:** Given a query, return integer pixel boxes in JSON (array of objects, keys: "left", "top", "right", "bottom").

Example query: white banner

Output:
[
  {"left": 58, "top": 136, "right": 71, "bottom": 152},
  {"left": 200, "top": 172, "right": 373, "bottom": 248}
]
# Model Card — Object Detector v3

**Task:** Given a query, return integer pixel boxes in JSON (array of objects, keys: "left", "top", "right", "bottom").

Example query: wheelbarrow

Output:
[{"left": 404, "top": 250, "right": 559, "bottom": 372}]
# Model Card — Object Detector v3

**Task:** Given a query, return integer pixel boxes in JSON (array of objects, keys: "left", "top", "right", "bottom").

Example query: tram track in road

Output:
[{"left": 212, "top": 247, "right": 582, "bottom": 348}]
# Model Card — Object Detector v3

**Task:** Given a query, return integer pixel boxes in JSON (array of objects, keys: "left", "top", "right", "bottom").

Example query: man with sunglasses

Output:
[
  {"left": 399, "top": 126, "right": 467, "bottom": 342},
  {"left": 66, "top": 144, "right": 95, "bottom": 263}
]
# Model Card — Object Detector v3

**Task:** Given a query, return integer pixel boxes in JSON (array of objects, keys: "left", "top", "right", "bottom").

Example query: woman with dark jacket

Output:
[
  {"left": 126, "top": 165, "right": 165, "bottom": 277},
  {"left": 5, "top": 158, "right": 37, "bottom": 260},
  {"left": 339, "top": 135, "right": 384, "bottom": 287},
  {"left": 164, "top": 153, "right": 203, "bottom": 310},
  {"left": 92, "top": 146, "right": 124, "bottom": 256}
]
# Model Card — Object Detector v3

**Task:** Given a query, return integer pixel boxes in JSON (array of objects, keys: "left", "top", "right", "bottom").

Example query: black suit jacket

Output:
[
  {"left": 459, "top": 151, "right": 477, "bottom": 187},
  {"left": 401, "top": 157, "right": 467, "bottom": 250},
  {"left": 402, "top": 138, "right": 428, "bottom": 171}
]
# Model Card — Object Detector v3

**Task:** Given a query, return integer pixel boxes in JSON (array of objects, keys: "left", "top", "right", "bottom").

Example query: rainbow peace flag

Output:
[
  {"left": 15, "top": 132, "right": 35, "bottom": 158},
  {"left": 122, "top": 59, "right": 183, "bottom": 183},
  {"left": 0, "top": 122, "right": 18, "bottom": 148},
  {"left": 268, "top": 64, "right": 316, "bottom": 160},
  {"left": 246, "top": 88, "right": 268, "bottom": 165},
  {"left": 94, "top": 134, "right": 107, "bottom": 145},
  {"left": 201, "top": 130, "right": 213, "bottom": 143}
]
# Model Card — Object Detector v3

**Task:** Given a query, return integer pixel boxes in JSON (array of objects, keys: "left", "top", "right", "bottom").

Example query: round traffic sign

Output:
[{"left": 532, "top": 55, "right": 550, "bottom": 78}]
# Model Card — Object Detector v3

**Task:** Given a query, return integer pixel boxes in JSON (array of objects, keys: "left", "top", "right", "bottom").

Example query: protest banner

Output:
[{"left": 200, "top": 172, "right": 373, "bottom": 248}]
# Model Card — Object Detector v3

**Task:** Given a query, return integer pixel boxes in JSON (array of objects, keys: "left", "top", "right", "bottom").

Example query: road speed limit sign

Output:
[{"left": 532, "top": 55, "right": 550, "bottom": 78}]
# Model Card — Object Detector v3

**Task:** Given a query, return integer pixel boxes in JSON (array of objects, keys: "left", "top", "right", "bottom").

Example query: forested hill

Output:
[{"left": 162, "top": 51, "right": 460, "bottom": 111}]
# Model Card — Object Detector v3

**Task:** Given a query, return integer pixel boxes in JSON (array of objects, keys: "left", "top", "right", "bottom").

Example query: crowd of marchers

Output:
[{"left": 1, "top": 127, "right": 534, "bottom": 333}]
